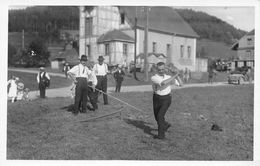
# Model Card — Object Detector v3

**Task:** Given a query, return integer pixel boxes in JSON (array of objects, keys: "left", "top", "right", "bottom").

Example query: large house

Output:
[
  {"left": 231, "top": 29, "right": 255, "bottom": 69},
  {"left": 79, "top": 6, "right": 199, "bottom": 71}
]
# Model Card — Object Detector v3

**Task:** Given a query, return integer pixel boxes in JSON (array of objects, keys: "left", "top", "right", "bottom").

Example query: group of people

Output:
[
  {"left": 7, "top": 76, "right": 30, "bottom": 102},
  {"left": 67, "top": 55, "right": 113, "bottom": 115}
]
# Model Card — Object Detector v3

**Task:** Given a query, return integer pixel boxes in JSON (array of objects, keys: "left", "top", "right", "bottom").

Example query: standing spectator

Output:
[
  {"left": 113, "top": 65, "right": 125, "bottom": 92},
  {"left": 67, "top": 55, "right": 92, "bottom": 114},
  {"left": 37, "top": 67, "right": 50, "bottom": 98},
  {"left": 63, "top": 62, "right": 70, "bottom": 78},
  {"left": 93, "top": 56, "right": 109, "bottom": 105},
  {"left": 208, "top": 68, "right": 216, "bottom": 84},
  {"left": 247, "top": 68, "right": 254, "bottom": 84},
  {"left": 151, "top": 62, "right": 180, "bottom": 139},
  {"left": 7, "top": 76, "right": 19, "bottom": 103},
  {"left": 183, "top": 67, "right": 190, "bottom": 83}
]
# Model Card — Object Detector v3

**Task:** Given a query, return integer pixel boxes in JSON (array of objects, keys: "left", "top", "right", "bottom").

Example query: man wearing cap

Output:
[
  {"left": 67, "top": 55, "right": 92, "bottom": 114},
  {"left": 151, "top": 62, "right": 180, "bottom": 139},
  {"left": 93, "top": 56, "right": 109, "bottom": 105},
  {"left": 37, "top": 67, "right": 50, "bottom": 98}
]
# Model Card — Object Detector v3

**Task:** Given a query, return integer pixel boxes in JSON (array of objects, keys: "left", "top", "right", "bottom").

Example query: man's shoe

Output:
[{"left": 72, "top": 110, "right": 79, "bottom": 115}]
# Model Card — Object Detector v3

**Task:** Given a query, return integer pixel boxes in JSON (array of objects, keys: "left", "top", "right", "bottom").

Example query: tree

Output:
[
  {"left": 8, "top": 43, "right": 17, "bottom": 66},
  {"left": 19, "top": 38, "right": 50, "bottom": 67}
]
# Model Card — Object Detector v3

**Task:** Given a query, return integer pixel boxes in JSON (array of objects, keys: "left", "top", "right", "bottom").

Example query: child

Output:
[{"left": 7, "top": 76, "right": 19, "bottom": 103}]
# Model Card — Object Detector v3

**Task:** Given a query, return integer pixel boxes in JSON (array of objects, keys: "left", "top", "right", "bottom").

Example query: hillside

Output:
[
  {"left": 176, "top": 9, "right": 247, "bottom": 45},
  {"left": 196, "top": 39, "right": 237, "bottom": 60}
]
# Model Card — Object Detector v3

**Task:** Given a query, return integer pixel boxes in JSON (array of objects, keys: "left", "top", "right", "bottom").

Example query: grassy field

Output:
[
  {"left": 8, "top": 71, "right": 72, "bottom": 91},
  {"left": 7, "top": 84, "right": 253, "bottom": 160}
]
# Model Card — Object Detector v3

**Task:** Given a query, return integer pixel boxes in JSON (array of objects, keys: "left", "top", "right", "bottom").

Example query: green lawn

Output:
[{"left": 7, "top": 85, "right": 253, "bottom": 160}]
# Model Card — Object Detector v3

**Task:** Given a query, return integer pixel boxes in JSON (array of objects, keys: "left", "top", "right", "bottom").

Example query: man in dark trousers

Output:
[
  {"left": 67, "top": 55, "right": 92, "bottom": 115},
  {"left": 93, "top": 56, "right": 109, "bottom": 105},
  {"left": 36, "top": 67, "right": 50, "bottom": 98},
  {"left": 113, "top": 65, "right": 125, "bottom": 92},
  {"left": 151, "top": 62, "right": 180, "bottom": 139}
]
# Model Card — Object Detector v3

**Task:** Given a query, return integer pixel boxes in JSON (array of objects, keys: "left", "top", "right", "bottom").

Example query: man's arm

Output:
[{"left": 160, "top": 73, "right": 179, "bottom": 86}]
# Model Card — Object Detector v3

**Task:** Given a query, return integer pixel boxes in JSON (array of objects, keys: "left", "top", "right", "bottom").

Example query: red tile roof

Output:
[{"left": 118, "top": 6, "right": 199, "bottom": 38}]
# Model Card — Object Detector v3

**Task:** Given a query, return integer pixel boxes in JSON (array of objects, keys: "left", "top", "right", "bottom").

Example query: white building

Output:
[{"left": 79, "top": 6, "right": 199, "bottom": 71}]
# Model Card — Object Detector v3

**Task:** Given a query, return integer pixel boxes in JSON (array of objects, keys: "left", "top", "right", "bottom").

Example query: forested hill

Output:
[
  {"left": 176, "top": 9, "right": 247, "bottom": 44},
  {"left": 8, "top": 6, "right": 79, "bottom": 33},
  {"left": 9, "top": 7, "right": 247, "bottom": 45}
]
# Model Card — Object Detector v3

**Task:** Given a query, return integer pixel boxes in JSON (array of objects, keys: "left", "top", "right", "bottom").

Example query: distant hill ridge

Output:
[{"left": 176, "top": 9, "right": 247, "bottom": 44}]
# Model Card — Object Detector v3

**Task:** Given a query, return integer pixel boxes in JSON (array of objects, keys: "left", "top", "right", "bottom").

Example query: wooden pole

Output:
[
  {"left": 144, "top": 6, "right": 149, "bottom": 82},
  {"left": 22, "top": 29, "right": 25, "bottom": 50},
  {"left": 133, "top": 8, "right": 139, "bottom": 80}
]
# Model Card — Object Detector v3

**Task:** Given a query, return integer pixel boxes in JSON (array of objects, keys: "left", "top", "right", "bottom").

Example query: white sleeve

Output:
[
  {"left": 91, "top": 72, "right": 97, "bottom": 86},
  {"left": 36, "top": 73, "right": 39, "bottom": 83},
  {"left": 68, "top": 65, "right": 78, "bottom": 75},
  {"left": 151, "top": 75, "right": 162, "bottom": 86},
  {"left": 105, "top": 64, "right": 109, "bottom": 73},
  {"left": 45, "top": 73, "right": 50, "bottom": 80}
]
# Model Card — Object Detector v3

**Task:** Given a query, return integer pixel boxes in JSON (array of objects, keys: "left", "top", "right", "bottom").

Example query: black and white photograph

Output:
[{"left": 1, "top": 0, "right": 260, "bottom": 165}]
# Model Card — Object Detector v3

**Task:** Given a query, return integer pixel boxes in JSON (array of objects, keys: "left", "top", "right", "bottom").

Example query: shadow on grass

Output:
[
  {"left": 124, "top": 118, "right": 157, "bottom": 137},
  {"left": 60, "top": 104, "right": 74, "bottom": 112}
]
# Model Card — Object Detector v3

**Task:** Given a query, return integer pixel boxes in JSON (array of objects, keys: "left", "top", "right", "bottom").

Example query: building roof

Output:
[
  {"left": 118, "top": 6, "right": 199, "bottom": 38},
  {"left": 52, "top": 48, "right": 79, "bottom": 64},
  {"left": 97, "top": 29, "right": 134, "bottom": 43},
  {"left": 137, "top": 53, "right": 166, "bottom": 59},
  {"left": 231, "top": 29, "right": 255, "bottom": 50}
]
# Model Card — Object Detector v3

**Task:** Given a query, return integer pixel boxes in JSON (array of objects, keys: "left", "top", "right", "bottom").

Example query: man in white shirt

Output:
[
  {"left": 36, "top": 67, "right": 50, "bottom": 98},
  {"left": 93, "top": 56, "right": 109, "bottom": 105},
  {"left": 67, "top": 55, "right": 92, "bottom": 114},
  {"left": 151, "top": 62, "right": 180, "bottom": 139}
]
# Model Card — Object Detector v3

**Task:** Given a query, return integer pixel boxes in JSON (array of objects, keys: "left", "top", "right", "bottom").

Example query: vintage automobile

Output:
[{"left": 228, "top": 71, "right": 245, "bottom": 85}]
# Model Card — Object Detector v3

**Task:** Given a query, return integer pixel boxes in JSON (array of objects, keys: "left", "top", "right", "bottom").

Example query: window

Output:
[
  {"left": 152, "top": 42, "right": 157, "bottom": 53},
  {"left": 180, "top": 45, "right": 184, "bottom": 58},
  {"left": 87, "top": 45, "right": 91, "bottom": 57},
  {"left": 105, "top": 43, "right": 110, "bottom": 56},
  {"left": 120, "top": 13, "right": 125, "bottom": 24},
  {"left": 247, "top": 38, "right": 253, "bottom": 45},
  {"left": 187, "top": 46, "right": 191, "bottom": 58},
  {"left": 85, "top": 17, "right": 93, "bottom": 36},
  {"left": 123, "top": 43, "right": 128, "bottom": 56},
  {"left": 246, "top": 50, "right": 251, "bottom": 57},
  {"left": 166, "top": 44, "right": 171, "bottom": 57}
]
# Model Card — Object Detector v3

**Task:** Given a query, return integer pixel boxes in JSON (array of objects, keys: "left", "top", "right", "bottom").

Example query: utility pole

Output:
[
  {"left": 144, "top": 6, "right": 149, "bottom": 82},
  {"left": 133, "top": 7, "right": 139, "bottom": 80},
  {"left": 22, "top": 29, "right": 25, "bottom": 50}
]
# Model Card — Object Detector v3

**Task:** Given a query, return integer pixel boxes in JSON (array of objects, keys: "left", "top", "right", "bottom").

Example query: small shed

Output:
[{"left": 51, "top": 48, "right": 79, "bottom": 69}]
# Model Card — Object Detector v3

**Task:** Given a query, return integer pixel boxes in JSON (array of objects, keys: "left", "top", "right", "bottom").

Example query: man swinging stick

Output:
[{"left": 151, "top": 62, "right": 181, "bottom": 139}]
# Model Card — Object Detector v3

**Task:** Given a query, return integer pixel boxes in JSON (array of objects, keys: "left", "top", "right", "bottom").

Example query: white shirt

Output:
[
  {"left": 93, "top": 63, "right": 108, "bottom": 76},
  {"left": 151, "top": 74, "right": 172, "bottom": 96},
  {"left": 37, "top": 72, "right": 50, "bottom": 83},
  {"left": 68, "top": 64, "right": 92, "bottom": 78}
]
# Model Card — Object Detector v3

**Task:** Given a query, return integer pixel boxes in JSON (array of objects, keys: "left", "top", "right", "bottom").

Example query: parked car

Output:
[{"left": 228, "top": 72, "right": 245, "bottom": 85}]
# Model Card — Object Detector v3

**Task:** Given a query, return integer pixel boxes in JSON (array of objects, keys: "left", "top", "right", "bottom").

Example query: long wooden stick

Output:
[{"left": 79, "top": 107, "right": 124, "bottom": 123}]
